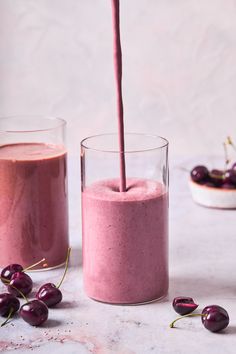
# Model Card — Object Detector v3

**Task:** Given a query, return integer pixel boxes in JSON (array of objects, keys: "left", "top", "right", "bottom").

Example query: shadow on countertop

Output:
[
  {"left": 70, "top": 247, "right": 82, "bottom": 268},
  {"left": 41, "top": 319, "right": 62, "bottom": 328}
]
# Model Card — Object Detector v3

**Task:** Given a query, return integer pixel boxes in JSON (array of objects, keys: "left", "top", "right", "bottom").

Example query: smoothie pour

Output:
[
  {"left": 81, "top": 2, "right": 169, "bottom": 304},
  {"left": 111, "top": 0, "right": 126, "bottom": 192}
]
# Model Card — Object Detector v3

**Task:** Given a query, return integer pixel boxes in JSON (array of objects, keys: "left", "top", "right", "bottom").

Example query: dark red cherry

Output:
[
  {"left": 36, "top": 248, "right": 71, "bottom": 307},
  {"left": 20, "top": 300, "right": 48, "bottom": 326},
  {"left": 1, "top": 258, "right": 46, "bottom": 286},
  {"left": 8, "top": 272, "right": 33, "bottom": 297},
  {"left": 172, "top": 296, "right": 198, "bottom": 315},
  {"left": 201, "top": 305, "right": 229, "bottom": 332},
  {"left": 36, "top": 283, "right": 62, "bottom": 307},
  {"left": 223, "top": 169, "right": 236, "bottom": 185},
  {"left": 209, "top": 169, "right": 224, "bottom": 187},
  {"left": 1, "top": 264, "right": 23, "bottom": 285},
  {"left": 0, "top": 293, "right": 20, "bottom": 317},
  {"left": 191, "top": 166, "right": 209, "bottom": 183}
]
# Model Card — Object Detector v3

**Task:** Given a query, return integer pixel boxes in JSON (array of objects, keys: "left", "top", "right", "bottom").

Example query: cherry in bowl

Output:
[{"left": 191, "top": 166, "right": 209, "bottom": 183}]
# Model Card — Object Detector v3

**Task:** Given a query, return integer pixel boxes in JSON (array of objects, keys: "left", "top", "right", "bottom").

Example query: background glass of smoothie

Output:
[
  {"left": 0, "top": 116, "right": 69, "bottom": 270},
  {"left": 81, "top": 133, "right": 169, "bottom": 304}
]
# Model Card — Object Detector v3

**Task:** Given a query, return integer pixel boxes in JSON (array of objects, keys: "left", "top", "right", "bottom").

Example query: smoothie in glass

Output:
[
  {"left": 81, "top": 0, "right": 169, "bottom": 304},
  {"left": 82, "top": 178, "right": 168, "bottom": 304},
  {"left": 0, "top": 142, "right": 68, "bottom": 269}
]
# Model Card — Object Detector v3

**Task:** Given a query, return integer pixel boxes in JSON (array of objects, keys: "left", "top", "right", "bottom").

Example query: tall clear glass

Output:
[
  {"left": 0, "top": 116, "right": 69, "bottom": 270},
  {"left": 81, "top": 133, "right": 169, "bottom": 304}
]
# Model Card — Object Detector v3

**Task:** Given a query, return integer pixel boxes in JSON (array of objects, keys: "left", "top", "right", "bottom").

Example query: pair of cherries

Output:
[
  {"left": 170, "top": 296, "right": 229, "bottom": 333},
  {"left": 0, "top": 248, "right": 71, "bottom": 326}
]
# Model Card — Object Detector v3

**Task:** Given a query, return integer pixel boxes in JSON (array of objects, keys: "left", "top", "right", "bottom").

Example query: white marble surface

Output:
[
  {"left": 1, "top": 1, "right": 236, "bottom": 352},
  {"left": 1, "top": 157, "right": 236, "bottom": 354}
]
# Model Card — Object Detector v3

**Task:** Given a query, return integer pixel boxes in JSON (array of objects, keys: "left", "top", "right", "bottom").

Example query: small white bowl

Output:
[{"left": 189, "top": 180, "right": 236, "bottom": 209}]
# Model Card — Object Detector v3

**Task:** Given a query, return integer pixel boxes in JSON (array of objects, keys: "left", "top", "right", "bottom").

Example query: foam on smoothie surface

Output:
[
  {"left": 84, "top": 178, "right": 166, "bottom": 202},
  {"left": 0, "top": 143, "right": 66, "bottom": 161}
]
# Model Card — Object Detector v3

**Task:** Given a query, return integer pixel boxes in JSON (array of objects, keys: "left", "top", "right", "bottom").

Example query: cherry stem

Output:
[
  {"left": 169, "top": 313, "right": 206, "bottom": 328},
  {"left": 23, "top": 258, "right": 46, "bottom": 272},
  {"left": 227, "top": 136, "right": 236, "bottom": 152},
  {"left": 57, "top": 247, "right": 71, "bottom": 289},
  {"left": 1, "top": 307, "right": 14, "bottom": 327},
  {"left": 0, "top": 277, "right": 28, "bottom": 302},
  {"left": 223, "top": 142, "right": 230, "bottom": 172},
  {"left": 0, "top": 276, "right": 10, "bottom": 284},
  {"left": 209, "top": 172, "right": 224, "bottom": 180}
]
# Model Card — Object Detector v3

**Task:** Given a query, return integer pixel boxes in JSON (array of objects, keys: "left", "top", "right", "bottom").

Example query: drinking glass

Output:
[
  {"left": 0, "top": 116, "right": 69, "bottom": 270},
  {"left": 81, "top": 133, "right": 168, "bottom": 304}
]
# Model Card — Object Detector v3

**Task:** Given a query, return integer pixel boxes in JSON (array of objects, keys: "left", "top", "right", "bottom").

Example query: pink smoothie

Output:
[
  {"left": 82, "top": 178, "right": 168, "bottom": 304},
  {"left": 0, "top": 143, "right": 69, "bottom": 269}
]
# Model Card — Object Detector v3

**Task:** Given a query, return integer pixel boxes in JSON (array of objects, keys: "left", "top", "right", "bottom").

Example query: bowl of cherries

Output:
[{"left": 189, "top": 137, "right": 236, "bottom": 209}]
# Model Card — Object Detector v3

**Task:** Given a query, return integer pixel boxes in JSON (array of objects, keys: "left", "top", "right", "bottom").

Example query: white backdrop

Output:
[{"left": 1, "top": 0, "right": 236, "bottom": 157}]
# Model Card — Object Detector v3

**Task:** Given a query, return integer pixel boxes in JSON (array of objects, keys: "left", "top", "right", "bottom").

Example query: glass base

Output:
[{"left": 88, "top": 292, "right": 168, "bottom": 306}]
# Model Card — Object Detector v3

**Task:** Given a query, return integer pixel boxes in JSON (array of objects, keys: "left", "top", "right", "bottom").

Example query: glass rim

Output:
[
  {"left": 81, "top": 133, "right": 169, "bottom": 154},
  {"left": 0, "top": 115, "right": 66, "bottom": 133}
]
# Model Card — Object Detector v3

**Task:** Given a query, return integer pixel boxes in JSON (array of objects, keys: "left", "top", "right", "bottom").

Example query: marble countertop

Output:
[{"left": 1, "top": 157, "right": 236, "bottom": 354}]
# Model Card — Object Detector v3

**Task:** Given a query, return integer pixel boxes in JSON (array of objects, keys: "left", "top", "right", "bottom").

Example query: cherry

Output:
[
  {"left": 36, "top": 283, "right": 62, "bottom": 307},
  {"left": 0, "top": 293, "right": 20, "bottom": 317},
  {"left": 201, "top": 305, "right": 229, "bottom": 332},
  {"left": 170, "top": 302, "right": 229, "bottom": 333},
  {"left": 1, "top": 264, "right": 23, "bottom": 285},
  {"left": 209, "top": 169, "right": 224, "bottom": 187},
  {"left": 36, "top": 248, "right": 71, "bottom": 307},
  {"left": 0, "top": 293, "right": 20, "bottom": 327},
  {"left": 1, "top": 258, "right": 46, "bottom": 285},
  {"left": 20, "top": 300, "right": 48, "bottom": 326},
  {"left": 172, "top": 296, "right": 198, "bottom": 315},
  {"left": 191, "top": 166, "right": 209, "bottom": 183},
  {"left": 223, "top": 169, "right": 236, "bottom": 185},
  {"left": 8, "top": 272, "right": 33, "bottom": 297}
]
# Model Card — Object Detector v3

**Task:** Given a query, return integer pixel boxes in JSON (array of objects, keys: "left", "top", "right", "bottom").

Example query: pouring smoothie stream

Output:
[{"left": 81, "top": 0, "right": 169, "bottom": 304}]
